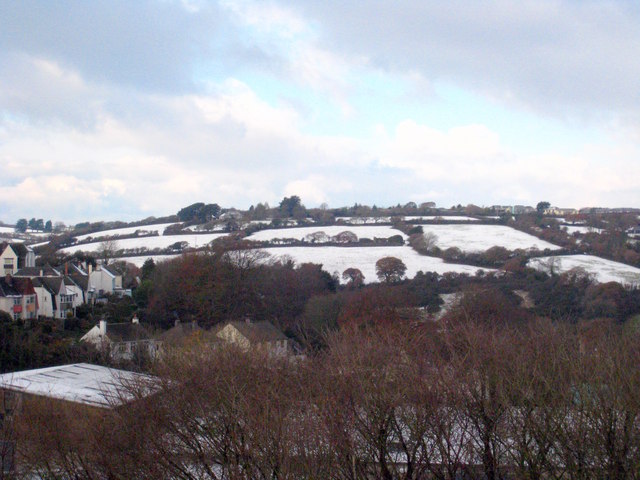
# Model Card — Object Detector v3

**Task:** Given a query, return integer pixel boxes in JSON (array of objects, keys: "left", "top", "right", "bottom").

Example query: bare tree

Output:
[{"left": 98, "top": 239, "right": 120, "bottom": 265}]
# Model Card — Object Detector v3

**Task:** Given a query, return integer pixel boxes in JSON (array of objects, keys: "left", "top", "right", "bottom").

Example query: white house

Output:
[
  {"left": 32, "top": 277, "right": 79, "bottom": 319},
  {"left": 82, "top": 316, "right": 160, "bottom": 361},
  {"left": 0, "top": 244, "right": 35, "bottom": 275},
  {"left": 0, "top": 277, "right": 37, "bottom": 321},
  {"left": 89, "top": 265, "right": 123, "bottom": 297},
  {"left": 0, "top": 245, "right": 18, "bottom": 275}
]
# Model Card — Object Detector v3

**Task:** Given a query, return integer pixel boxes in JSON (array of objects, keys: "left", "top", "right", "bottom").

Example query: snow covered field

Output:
[
  {"left": 73, "top": 223, "right": 180, "bottom": 242},
  {"left": 562, "top": 226, "right": 603, "bottom": 235},
  {"left": 0, "top": 226, "right": 14, "bottom": 233},
  {"left": 419, "top": 224, "right": 560, "bottom": 252},
  {"left": 528, "top": 255, "right": 640, "bottom": 286},
  {"left": 403, "top": 216, "right": 479, "bottom": 222},
  {"left": 118, "top": 246, "right": 490, "bottom": 283},
  {"left": 60, "top": 232, "right": 228, "bottom": 254},
  {"left": 119, "top": 254, "right": 181, "bottom": 267},
  {"left": 335, "top": 216, "right": 481, "bottom": 224},
  {"left": 262, "top": 246, "right": 490, "bottom": 283},
  {"left": 247, "top": 225, "right": 406, "bottom": 242},
  {"left": 335, "top": 217, "right": 392, "bottom": 224}
]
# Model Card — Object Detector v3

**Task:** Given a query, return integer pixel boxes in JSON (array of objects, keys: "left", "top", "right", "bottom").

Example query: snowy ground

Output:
[
  {"left": 247, "top": 225, "right": 407, "bottom": 242},
  {"left": 262, "top": 246, "right": 490, "bottom": 283},
  {"left": 72, "top": 223, "right": 180, "bottom": 242},
  {"left": 60, "top": 232, "right": 228, "bottom": 254},
  {"left": 0, "top": 226, "right": 15, "bottom": 233},
  {"left": 335, "top": 216, "right": 481, "bottom": 224},
  {"left": 118, "top": 246, "right": 490, "bottom": 283},
  {"left": 118, "top": 254, "right": 181, "bottom": 267},
  {"left": 403, "top": 216, "right": 479, "bottom": 222},
  {"left": 419, "top": 224, "right": 560, "bottom": 252},
  {"left": 335, "top": 217, "right": 392, "bottom": 224},
  {"left": 562, "top": 225, "right": 603, "bottom": 235},
  {"left": 528, "top": 255, "right": 640, "bottom": 286}
]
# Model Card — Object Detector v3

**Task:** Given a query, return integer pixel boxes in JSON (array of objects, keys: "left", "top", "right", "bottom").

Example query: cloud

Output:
[
  {"left": 374, "top": 118, "right": 640, "bottom": 208},
  {"left": 289, "top": 0, "right": 640, "bottom": 123},
  {"left": 1, "top": 1, "right": 639, "bottom": 224}
]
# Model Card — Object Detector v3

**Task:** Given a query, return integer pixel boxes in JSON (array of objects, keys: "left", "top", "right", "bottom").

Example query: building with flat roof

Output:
[{"left": 0, "top": 363, "right": 156, "bottom": 409}]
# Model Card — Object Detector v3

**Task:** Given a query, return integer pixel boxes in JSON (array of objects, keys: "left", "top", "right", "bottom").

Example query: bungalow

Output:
[
  {"left": 216, "top": 319, "right": 289, "bottom": 357},
  {"left": 0, "top": 363, "right": 157, "bottom": 476},
  {"left": 81, "top": 316, "right": 160, "bottom": 361}
]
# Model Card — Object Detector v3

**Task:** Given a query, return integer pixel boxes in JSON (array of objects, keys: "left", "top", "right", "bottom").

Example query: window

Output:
[
  {"left": 25, "top": 296, "right": 34, "bottom": 304},
  {"left": 12, "top": 298, "right": 20, "bottom": 306}
]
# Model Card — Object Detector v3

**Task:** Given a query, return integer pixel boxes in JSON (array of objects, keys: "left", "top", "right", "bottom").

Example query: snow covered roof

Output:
[{"left": 0, "top": 363, "right": 157, "bottom": 408}]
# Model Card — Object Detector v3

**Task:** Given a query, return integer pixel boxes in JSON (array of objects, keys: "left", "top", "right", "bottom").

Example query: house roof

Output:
[
  {"left": 159, "top": 321, "right": 202, "bottom": 343},
  {"left": 226, "top": 320, "right": 287, "bottom": 344},
  {"left": 40, "top": 277, "right": 64, "bottom": 294},
  {"left": 63, "top": 276, "right": 79, "bottom": 287},
  {"left": 14, "top": 265, "right": 61, "bottom": 278},
  {"left": 69, "top": 272, "right": 89, "bottom": 290},
  {"left": 0, "top": 277, "right": 20, "bottom": 297},
  {"left": 105, "top": 322, "right": 154, "bottom": 342},
  {"left": 1, "top": 242, "right": 31, "bottom": 258},
  {"left": 0, "top": 363, "right": 157, "bottom": 408},
  {"left": 0, "top": 243, "right": 14, "bottom": 256},
  {"left": 98, "top": 265, "right": 118, "bottom": 277},
  {"left": 69, "top": 263, "right": 88, "bottom": 275},
  {"left": 11, "top": 277, "right": 35, "bottom": 296}
]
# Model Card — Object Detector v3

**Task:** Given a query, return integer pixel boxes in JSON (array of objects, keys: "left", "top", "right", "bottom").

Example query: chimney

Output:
[
  {"left": 174, "top": 318, "right": 180, "bottom": 327},
  {"left": 88, "top": 264, "right": 93, "bottom": 275},
  {"left": 39, "top": 269, "right": 43, "bottom": 277},
  {"left": 5, "top": 274, "right": 11, "bottom": 286},
  {"left": 99, "top": 319, "right": 107, "bottom": 336},
  {"left": 245, "top": 317, "right": 251, "bottom": 324},
  {"left": 65, "top": 262, "right": 68, "bottom": 276},
  {"left": 132, "top": 314, "right": 139, "bottom": 324}
]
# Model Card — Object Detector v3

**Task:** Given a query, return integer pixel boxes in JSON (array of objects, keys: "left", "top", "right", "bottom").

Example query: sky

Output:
[{"left": 1, "top": 0, "right": 639, "bottom": 223}]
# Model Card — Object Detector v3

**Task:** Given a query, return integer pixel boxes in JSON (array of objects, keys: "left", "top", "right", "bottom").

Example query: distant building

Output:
[
  {"left": 0, "top": 243, "right": 35, "bottom": 275},
  {"left": 216, "top": 319, "right": 290, "bottom": 357},
  {"left": 545, "top": 207, "right": 578, "bottom": 216},
  {"left": 81, "top": 316, "right": 160, "bottom": 361},
  {"left": 89, "top": 265, "right": 123, "bottom": 298},
  {"left": 0, "top": 363, "right": 157, "bottom": 476},
  {"left": 0, "top": 276, "right": 37, "bottom": 321},
  {"left": 512, "top": 205, "right": 535, "bottom": 214},
  {"left": 31, "top": 276, "right": 81, "bottom": 319},
  {"left": 0, "top": 363, "right": 155, "bottom": 409}
]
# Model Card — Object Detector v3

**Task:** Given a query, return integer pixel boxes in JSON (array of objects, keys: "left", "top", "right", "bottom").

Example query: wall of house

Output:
[
  {"left": 34, "top": 286, "right": 54, "bottom": 318},
  {"left": 264, "top": 339, "right": 288, "bottom": 357},
  {"left": 80, "top": 325, "right": 104, "bottom": 346},
  {"left": 65, "top": 283, "right": 84, "bottom": 309},
  {"left": 0, "top": 294, "right": 35, "bottom": 321},
  {"left": 217, "top": 325, "right": 250, "bottom": 350},
  {"left": 21, "top": 294, "right": 36, "bottom": 320},
  {"left": 0, "top": 247, "right": 18, "bottom": 275},
  {"left": 89, "top": 269, "right": 117, "bottom": 296},
  {"left": 24, "top": 250, "right": 35, "bottom": 268}
]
